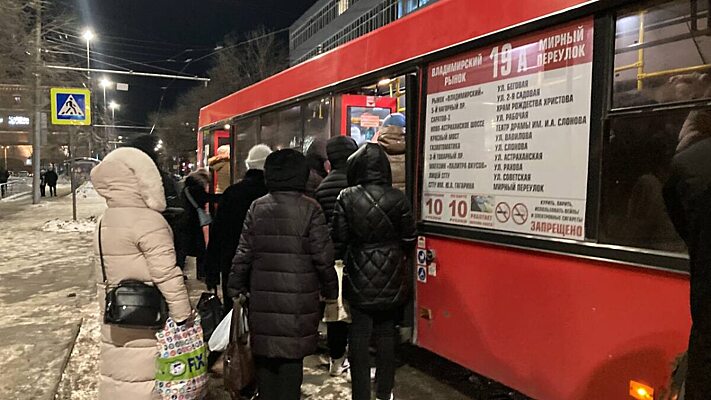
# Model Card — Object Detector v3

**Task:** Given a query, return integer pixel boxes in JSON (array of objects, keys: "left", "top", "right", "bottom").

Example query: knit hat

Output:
[
  {"left": 264, "top": 149, "right": 309, "bottom": 192},
  {"left": 245, "top": 144, "right": 272, "bottom": 171},
  {"left": 382, "top": 113, "right": 406, "bottom": 128},
  {"left": 326, "top": 136, "right": 358, "bottom": 169}
]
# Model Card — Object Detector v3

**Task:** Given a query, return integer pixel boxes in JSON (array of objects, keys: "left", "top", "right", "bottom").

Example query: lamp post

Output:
[
  {"left": 109, "top": 101, "right": 119, "bottom": 121},
  {"left": 1, "top": 146, "right": 7, "bottom": 169},
  {"left": 82, "top": 29, "right": 95, "bottom": 80}
]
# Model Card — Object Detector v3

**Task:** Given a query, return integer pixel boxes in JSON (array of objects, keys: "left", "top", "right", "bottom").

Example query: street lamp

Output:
[
  {"left": 82, "top": 28, "right": 95, "bottom": 80},
  {"left": 99, "top": 77, "right": 112, "bottom": 111},
  {"left": 1, "top": 146, "right": 7, "bottom": 169},
  {"left": 108, "top": 101, "right": 120, "bottom": 120}
]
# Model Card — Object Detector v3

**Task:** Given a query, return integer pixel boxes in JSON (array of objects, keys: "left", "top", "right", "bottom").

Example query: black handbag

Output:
[
  {"left": 197, "top": 291, "right": 223, "bottom": 341},
  {"left": 99, "top": 221, "right": 169, "bottom": 328}
]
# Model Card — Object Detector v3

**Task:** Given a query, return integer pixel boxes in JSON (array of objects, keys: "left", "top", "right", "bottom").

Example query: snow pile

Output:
[
  {"left": 74, "top": 181, "right": 100, "bottom": 199},
  {"left": 41, "top": 216, "right": 97, "bottom": 233}
]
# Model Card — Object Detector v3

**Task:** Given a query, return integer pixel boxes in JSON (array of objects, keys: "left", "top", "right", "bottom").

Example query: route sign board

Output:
[{"left": 50, "top": 88, "right": 91, "bottom": 126}]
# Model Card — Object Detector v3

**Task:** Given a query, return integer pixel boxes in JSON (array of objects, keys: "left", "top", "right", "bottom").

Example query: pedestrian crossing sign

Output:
[{"left": 50, "top": 88, "right": 91, "bottom": 126}]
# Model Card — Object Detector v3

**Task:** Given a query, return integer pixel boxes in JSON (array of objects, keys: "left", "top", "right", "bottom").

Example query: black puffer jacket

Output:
[
  {"left": 228, "top": 149, "right": 338, "bottom": 359},
  {"left": 331, "top": 143, "right": 416, "bottom": 310},
  {"left": 315, "top": 136, "right": 358, "bottom": 222},
  {"left": 664, "top": 134, "right": 711, "bottom": 399}
]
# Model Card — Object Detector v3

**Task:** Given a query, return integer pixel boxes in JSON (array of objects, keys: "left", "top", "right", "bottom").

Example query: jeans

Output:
[
  {"left": 328, "top": 321, "right": 349, "bottom": 359},
  {"left": 254, "top": 356, "right": 303, "bottom": 400},
  {"left": 349, "top": 307, "right": 398, "bottom": 400}
]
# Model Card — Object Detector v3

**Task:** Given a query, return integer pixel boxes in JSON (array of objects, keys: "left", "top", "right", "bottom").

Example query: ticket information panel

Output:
[{"left": 422, "top": 19, "right": 594, "bottom": 240}]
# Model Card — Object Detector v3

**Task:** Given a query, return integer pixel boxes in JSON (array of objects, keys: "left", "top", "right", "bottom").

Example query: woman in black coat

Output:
[
  {"left": 228, "top": 149, "right": 338, "bottom": 400},
  {"left": 331, "top": 143, "right": 416, "bottom": 400},
  {"left": 206, "top": 144, "right": 271, "bottom": 313},
  {"left": 180, "top": 169, "right": 214, "bottom": 280}
]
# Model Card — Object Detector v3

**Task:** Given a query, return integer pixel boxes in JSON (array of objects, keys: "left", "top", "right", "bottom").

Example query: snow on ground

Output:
[{"left": 42, "top": 216, "right": 98, "bottom": 233}]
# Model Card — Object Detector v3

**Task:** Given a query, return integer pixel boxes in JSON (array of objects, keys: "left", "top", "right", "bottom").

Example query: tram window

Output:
[
  {"left": 304, "top": 97, "right": 332, "bottom": 154},
  {"left": 260, "top": 105, "right": 303, "bottom": 151},
  {"left": 613, "top": 0, "right": 711, "bottom": 108},
  {"left": 597, "top": 108, "right": 707, "bottom": 254},
  {"left": 233, "top": 117, "right": 258, "bottom": 180}
]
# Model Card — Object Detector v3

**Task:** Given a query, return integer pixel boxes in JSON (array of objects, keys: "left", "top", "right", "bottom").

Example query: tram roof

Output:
[{"left": 199, "top": 0, "right": 593, "bottom": 129}]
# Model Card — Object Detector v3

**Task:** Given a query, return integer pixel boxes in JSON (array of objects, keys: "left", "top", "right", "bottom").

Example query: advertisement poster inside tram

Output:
[{"left": 422, "top": 18, "right": 594, "bottom": 240}]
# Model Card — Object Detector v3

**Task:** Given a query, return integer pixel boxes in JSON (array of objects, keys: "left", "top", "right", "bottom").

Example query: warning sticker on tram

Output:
[{"left": 421, "top": 18, "right": 593, "bottom": 240}]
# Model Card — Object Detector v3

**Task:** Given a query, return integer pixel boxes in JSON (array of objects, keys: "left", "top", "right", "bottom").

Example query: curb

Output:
[{"left": 49, "top": 318, "right": 83, "bottom": 400}]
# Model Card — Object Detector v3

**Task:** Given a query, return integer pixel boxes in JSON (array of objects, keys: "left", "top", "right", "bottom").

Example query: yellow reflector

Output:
[{"left": 629, "top": 381, "right": 654, "bottom": 400}]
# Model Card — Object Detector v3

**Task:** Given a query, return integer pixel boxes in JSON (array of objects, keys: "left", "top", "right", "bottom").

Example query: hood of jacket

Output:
[
  {"left": 326, "top": 136, "right": 358, "bottom": 170},
  {"left": 377, "top": 125, "right": 406, "bottom": 155},
  {"left": 347, "top": 142, "right": 392, "bottom": 186},
  {"left": 91, "top": 147, "right": 166, "bottom": 212},
  {"left": 265, "top": 148, "right": 309, "bottom": 192}
]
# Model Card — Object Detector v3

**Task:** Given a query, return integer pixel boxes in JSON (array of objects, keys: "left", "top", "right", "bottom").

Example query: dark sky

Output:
[{"left": 69, "top": 0, "right": 317, "bottom": 125}]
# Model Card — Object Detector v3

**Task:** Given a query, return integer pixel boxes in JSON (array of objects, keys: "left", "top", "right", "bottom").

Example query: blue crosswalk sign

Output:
[{"left": 51, "top": 88, "right": 91, "bottom": 126}]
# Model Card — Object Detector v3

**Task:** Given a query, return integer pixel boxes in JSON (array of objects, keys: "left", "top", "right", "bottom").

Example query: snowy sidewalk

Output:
[{"left": 0, "top": 186, "right": 106, "bottom": 400}]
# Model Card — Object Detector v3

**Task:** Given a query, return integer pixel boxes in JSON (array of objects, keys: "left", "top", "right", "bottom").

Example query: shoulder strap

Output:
[
  {"left": 360, "top": 186, "right": 395, "bottom": 231},
  {"left": 183, "top": 187, "right": 199, "bottom": 209},
  {"left": 98, "top": 220, "right": 107, "bottom": 283}
]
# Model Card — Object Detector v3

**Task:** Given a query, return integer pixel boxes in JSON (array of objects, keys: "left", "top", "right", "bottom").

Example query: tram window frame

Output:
[{"left": 598, "top": 0, "right": 711, "bottom": 259}]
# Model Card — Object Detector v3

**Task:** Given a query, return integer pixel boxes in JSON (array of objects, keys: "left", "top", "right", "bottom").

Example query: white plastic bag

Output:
[
  {"left": 324, "top": 260, "right": 351, "bottom": 323},
  {"left": 208, "top": 310, "right": 233, "bottom": 352}
]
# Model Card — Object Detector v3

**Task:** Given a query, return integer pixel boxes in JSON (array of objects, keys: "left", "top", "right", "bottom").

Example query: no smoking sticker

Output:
[
  {"left": 512, "top": 203, "right": 529, "bottom": 225},
  {"left": 495, "top": 202, "right": 510, "bottom": 223}
]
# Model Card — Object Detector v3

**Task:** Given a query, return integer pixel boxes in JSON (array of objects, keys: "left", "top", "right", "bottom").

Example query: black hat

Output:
[
  {"left": 264, "top": 149, "right": 309, "bottom": 192},
  {"left": 326, "top": 136, "right": 358, "bottom": 169}
]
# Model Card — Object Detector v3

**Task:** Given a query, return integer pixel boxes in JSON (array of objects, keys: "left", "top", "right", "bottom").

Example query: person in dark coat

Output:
[
  {"left": 305, "top": 138, "right": 328, "bottom": 197},
  {"left": 0, "top": 168, "right": 8, "bottom": 198},
  {"left": 331, "top": 143, "right": 416, "bottom": 400},
  {"left": 315, "top": 136, "right": 358, "bottom": 376},
  {"left": 664, "top": 107, "right": 711, "bottom": 400},
  {"left": 125, "top": 135, "right": 186, "bottom": 272},
  {"left": 206, "top": 144, "right": 271, "bottom": 313},
  {"left": 45, "top": 166, "right": 59, "bottom": 197},
  {"left": 39, "top": 169, "right": 46, "bottom": 197},
  {"left": 181, "top": 169, "right": 213, "bottom": 280},
  {"left": 228, "top": 149, "right": 338, "bottom": 400}
]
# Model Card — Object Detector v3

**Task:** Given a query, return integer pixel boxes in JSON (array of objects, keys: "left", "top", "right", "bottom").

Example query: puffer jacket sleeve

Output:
[
  {"left": 138, "top": 225, "right": 192, "bottom": 322},
  {"left": 330, "top": 196, "right": 350, "bottom": 261},
  {"left": 309, "top": 205, "right": 338, "bottom": 300},
  {"left": 228, "top": 205, "right": 255, "bottom": 295},
  {"left": 398, "top": 194, "right": 417, "bottom": 249}
]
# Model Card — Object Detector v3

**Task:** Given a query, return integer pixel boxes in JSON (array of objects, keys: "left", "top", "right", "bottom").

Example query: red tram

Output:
[{"left": 199, "top": 0, "right": 711, "bottom": 398}]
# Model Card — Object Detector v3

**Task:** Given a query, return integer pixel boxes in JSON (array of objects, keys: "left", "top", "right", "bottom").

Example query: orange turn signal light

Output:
[{"left": 629, "top": 381, "right": 654, "bottom": 400}]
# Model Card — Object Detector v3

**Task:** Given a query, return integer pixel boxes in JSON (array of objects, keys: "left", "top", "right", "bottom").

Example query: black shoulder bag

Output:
[{"left": 99, "top": 221, "right": 169, "bottom": 328}]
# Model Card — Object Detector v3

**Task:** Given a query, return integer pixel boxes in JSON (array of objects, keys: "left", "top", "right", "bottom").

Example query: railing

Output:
[{"left": 0, "top": 180, "right": 30, "bottom": 200}]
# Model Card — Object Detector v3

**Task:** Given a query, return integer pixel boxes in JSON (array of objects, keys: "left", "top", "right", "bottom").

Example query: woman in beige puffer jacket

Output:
[{"left": 91, "top": 147, "right": 193, "bottom": 400}]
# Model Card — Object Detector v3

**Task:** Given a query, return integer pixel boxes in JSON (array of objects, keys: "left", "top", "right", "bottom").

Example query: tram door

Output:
[{"left": 336, "top": 73, "right": 420, "bottom": 339}]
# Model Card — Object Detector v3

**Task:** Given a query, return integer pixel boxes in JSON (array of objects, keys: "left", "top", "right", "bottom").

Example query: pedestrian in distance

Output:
[
  {"left": 315, "top": 136, "right": 358, "bottom": 377},
  {"left": 227, "top": 149, "right": 338, "bottom": 400},
  {"left": 663, "top": 98, "right": 711, "bottom": 400},
  {"left": 39, "top": 169, "right": 46, "bottom": 197},
  {"left": 180, "top": 169, "right": 214, "bottom": 281},
  {"left": 208, "top": 144, "right": 231, "bottom": 194},
  {"left": 45, "top": 165, "right": 58, "bottom": 197},
  {"left": 376, "top": 113, "right": 407, "bottom": 193},
  {"left": 0, "top": 167, "right": 9, "bottom": 198},
  {"left": 206, "top": 144, "right": 271, "bottom": 314},
  {"left": 331, "top": 143, "right": 417, "bottom": 400},
  {"left": 91, "top": 147, "right": 192, "bottom": 400}
]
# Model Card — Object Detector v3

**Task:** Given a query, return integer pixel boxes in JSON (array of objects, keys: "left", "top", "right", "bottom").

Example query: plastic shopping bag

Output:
[
  {"left": 155, "top": 315, "right": 209, "bottom": 400},
  {"left": 208, "top": 310, "right": 233, "bottom": 352},
  {"left": 323, "top": 260, "right": 351, "bottom": 323}
]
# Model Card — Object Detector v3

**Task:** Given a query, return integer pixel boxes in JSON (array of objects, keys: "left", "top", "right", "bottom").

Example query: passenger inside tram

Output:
[{"left": 599, "top": 0, "right": 710, "bottom": 254}]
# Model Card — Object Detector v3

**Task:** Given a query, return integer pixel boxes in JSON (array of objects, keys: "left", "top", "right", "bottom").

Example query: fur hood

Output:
[{"left": 91, "top": 147, "right": 166, "bottom": 212}]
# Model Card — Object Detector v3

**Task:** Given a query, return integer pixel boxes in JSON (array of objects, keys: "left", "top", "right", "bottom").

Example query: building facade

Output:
[{"left": 289, "top": 0, "right": 436, "bottom": 65}]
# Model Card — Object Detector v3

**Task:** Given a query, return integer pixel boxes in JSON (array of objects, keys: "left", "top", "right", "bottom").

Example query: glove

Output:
[
  {"left": 225, "top": 286, "right": 241, "bottom": 299},
  {"left": 237, "top": 293, "right": 249, "bottom": 307},
  {"left": 176, "top": 310, "right": 197, "bottom": 327}
]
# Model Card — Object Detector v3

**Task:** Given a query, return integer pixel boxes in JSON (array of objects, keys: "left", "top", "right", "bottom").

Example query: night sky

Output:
[{"left": 70, "top": 0, "right": 317, "bottom": 125}]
